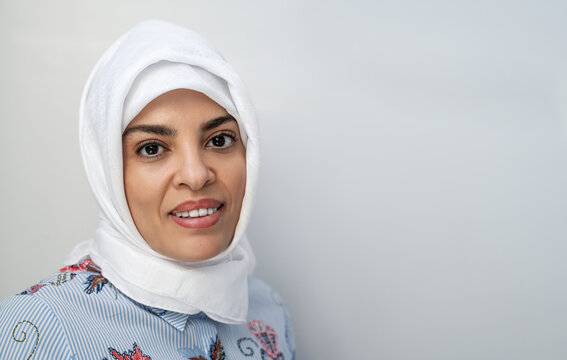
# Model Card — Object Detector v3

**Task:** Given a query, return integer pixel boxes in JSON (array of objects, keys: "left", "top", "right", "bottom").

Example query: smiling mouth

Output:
[{"left": 170, "top": 205, "right": 223, "bottom": 219}]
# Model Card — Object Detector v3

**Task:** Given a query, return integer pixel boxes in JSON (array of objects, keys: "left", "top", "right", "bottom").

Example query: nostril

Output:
[{"left": 174, "top": 164, "right": 214, "bottom": 190}]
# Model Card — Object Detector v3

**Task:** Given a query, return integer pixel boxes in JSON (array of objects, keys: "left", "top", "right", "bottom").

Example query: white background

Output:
[{"left": 1, "top": 1, "right": 567, "bottom": 358}]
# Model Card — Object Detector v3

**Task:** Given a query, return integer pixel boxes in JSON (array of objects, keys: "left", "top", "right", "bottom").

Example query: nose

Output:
[{"left": 172, "top": 147, "right": 215, "bottom": 191}]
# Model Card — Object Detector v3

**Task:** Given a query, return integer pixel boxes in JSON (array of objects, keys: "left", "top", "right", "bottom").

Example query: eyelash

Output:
[
  {"left": 206, "top": 131, "right": 238, "bottom": 150},
  {"left": 135, "top": 140, "right": 167, "bottom": 159}
]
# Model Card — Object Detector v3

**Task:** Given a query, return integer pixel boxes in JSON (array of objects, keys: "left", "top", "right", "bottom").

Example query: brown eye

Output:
[
  {"left": 144, "top": 144, "right": 160, "bottom": 155},
  {"left": 136, "top": 142, "right": 165, "bottom": 158},
  {"left": 207, "top": 134, "right": 235, "bottom": 149}
]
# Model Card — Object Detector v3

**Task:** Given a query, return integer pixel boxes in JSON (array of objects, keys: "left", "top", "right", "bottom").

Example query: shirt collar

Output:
[
  {"left": 159, "top": 310, "right": 192, "bottom": 331},
  {"left": 135, "top": 302, "right": 192, "bottom": 331}
]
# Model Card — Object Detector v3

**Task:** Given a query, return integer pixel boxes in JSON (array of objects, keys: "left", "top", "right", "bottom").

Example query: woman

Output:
[{"left": 0, "top": 20, "right": 294, "bottom": 359}]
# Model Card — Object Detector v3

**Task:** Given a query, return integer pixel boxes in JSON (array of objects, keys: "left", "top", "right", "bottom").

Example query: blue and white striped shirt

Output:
[{"left": 0, "top": 258, "right": 295, "bottom": 359}]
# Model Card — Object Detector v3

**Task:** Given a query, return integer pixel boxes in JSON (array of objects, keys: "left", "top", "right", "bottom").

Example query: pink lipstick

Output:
[{"left": 168, "top": 199, "right": 223, "bottom": 229}]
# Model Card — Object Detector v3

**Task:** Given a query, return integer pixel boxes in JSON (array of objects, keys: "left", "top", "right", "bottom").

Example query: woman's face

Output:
[{"left": 122, "top": 89, "right": 246, "bottom": 261}]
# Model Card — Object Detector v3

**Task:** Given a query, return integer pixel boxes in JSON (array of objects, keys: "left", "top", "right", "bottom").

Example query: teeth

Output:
[{"left": 173, "top": 207, "right": 219, "bottom": 219}]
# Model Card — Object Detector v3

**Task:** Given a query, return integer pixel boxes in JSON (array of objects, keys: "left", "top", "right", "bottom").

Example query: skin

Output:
[{"left": 122, "top": 89, "right": 246, "bottom": 261}]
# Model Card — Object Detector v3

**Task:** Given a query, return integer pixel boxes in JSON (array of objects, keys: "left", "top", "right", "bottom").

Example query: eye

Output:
[
  {"left": 207, "top": 133, "right": 236, "bottom": 149},
  {"left": 136, "top": 141, "right": 166, "bottom": 158}
]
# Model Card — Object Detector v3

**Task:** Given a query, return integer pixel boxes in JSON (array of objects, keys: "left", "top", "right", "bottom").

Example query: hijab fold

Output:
[{"left": 65, "top": 20, "right": 259, "bottom": 324}]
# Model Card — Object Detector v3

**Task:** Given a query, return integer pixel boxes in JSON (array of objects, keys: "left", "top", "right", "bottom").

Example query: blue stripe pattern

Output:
[{"left": 0, "top": 258, "right": 295, "bottom": 360}]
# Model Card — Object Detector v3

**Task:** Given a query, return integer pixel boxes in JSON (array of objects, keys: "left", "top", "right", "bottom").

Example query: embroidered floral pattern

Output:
[
  {"left": 19, "top": 261, "right": 85, "bottom": 296},
  {"left": 247, "top": 320, "right": 281, "bottom": 360},
  {"left": 61, "top": 257, "right": 111, "bottom": 295},
  {"left": 106, "top": 343, "right": 151, "bottom": 360},
  {"left": 11, "top": 320, "right": 39, "bottom": 360},
  {"left": 20, "top": 258, "right": 112, "bottom": 297},
  {"left": 209, "top": 336, "right": 225, "bottom": 360},
  {"left": 48, "top": 272, "right": 76, "bottom": 286},
  {"left": 84, "top": 262, "right": 109, "bottom": 294},
  {"left": 236, "top": 335, "right": 284, "bottom": 360},
  {"left": 237, "top": 337, "right": 259, "bottom": 356},
  {"left": 59, "top": 258, "right": 93, "bottom": 273},
  {"left": 19, "top": 284, "right": 46, "bottom": 296},
  {"left": 19, "top": 258, "right": 113, "bottom": 297},
  {"left": 187, "top": 335, "right": 225, "bottom": 360}
]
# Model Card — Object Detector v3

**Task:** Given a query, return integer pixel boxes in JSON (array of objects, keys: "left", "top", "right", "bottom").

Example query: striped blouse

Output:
[{"left": 0, "top": 258, "right": 295, "bottom": 359}]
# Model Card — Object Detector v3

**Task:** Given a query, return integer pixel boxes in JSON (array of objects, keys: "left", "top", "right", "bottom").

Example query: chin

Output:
[{"left": 167, "top": 238, "right": 229, "bottom": 262}]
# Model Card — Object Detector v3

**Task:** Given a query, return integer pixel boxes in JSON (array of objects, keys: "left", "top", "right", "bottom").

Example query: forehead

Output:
[
  {"left": 129, "top": 89, "right": 229, "bottom": 124},
  {"left": 123, "top": 90, "right": 240, "bottom": 140}
]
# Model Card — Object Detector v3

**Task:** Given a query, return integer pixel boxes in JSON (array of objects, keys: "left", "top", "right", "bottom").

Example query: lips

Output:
[{"left": 168, "top": 199, "right": 224, "bottom": 229}]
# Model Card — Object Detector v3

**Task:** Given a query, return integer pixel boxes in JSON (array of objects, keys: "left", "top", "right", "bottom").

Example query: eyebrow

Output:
[
  {"left": 122, "top": 115, "right": 236, "bottom": 137},
  {"left": 122, "top": 124, "right": 177, "bottom": 137},
  {"left": 202, "top": 115, "right": 236, "bottom": 131}
]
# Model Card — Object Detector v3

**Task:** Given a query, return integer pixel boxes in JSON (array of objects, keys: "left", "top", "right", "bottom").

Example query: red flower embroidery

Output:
[
  {"left": 108, "top": 343, "right": 151, "bottom": 360},
  {"left": 59, "top": 258, "right": 93, "bottom": 273}
]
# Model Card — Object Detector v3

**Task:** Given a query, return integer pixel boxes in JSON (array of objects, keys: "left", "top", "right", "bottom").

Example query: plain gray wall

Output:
[{"left": 1, "top": 1, "right": 567, "bottom": 358}]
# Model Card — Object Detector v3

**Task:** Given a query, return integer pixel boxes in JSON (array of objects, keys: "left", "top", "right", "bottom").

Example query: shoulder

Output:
[
  {"left": 247, "top": 276, "right": 296, "bottom": 359},
  {"left": 248, "top": 276, "right": 282, "bottom": 306},
  {"left": 0, "top": 289, "right": 72, "bottom": 358},
  {"left": 247, "top": 276, "right": 292, "bottom": 318},
  {"left": 15, "top": 258, "right": 117, "bottom": 310},
  {"left": 0, "top": 257, "right": 119, "bottom": 359}
]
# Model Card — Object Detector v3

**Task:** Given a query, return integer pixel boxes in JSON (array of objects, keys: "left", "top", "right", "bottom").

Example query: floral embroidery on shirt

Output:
[
  {"left": 248, "top": 320, "right": 281, "bottom": 359},
  {"left": 11, "top": 320, "right": 39, "bottom": 360},
  {"left": 182, "top": 335, "right": 225, "bottom": 360},
  {"left": 19, "top": 284, "right": 46, "bottom": 296},
  {"left": 237, "top": 337, "right": 259, "bottom": 356},
  {"left": 19, "top": 266, "right": 79, "bottom": 295},
  {"left": 59, "top": 258, "right": 93, "bottom": 273},
  {"left": 208, "top": 335, "right": 225, "bottom": 360},
  {"left": 59, "top": 257, "right": 117, "bottom": 297},
  {"left": 48, "top": 272, "right": 76, "bottom": 287},
  {"left": 236, "top": 336, "right": 285, "bottom": 360},
  {"left": 106, "top": 342, "right": 151, "bottom": 360},
  {"left": 84, "top": 262, "right": 109, "bottom": 294}
]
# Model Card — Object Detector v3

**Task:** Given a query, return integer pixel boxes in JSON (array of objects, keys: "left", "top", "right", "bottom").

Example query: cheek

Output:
[
  {"left": 229, "top": 155, "right": 247, "bottom": 206},
  {"left": 123, "top": 159, "right": 165, "bottom": 225},
  {"left": 212, "top": 152, "right": 246, "bottom": 213},
  {"left": 237, "top": 162, "right": 247, "bottom": 200}
]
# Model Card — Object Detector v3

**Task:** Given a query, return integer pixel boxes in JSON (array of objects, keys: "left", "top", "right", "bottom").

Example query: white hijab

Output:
[{"left": 65, "top": 20, "right": 259, "bottom": 324}]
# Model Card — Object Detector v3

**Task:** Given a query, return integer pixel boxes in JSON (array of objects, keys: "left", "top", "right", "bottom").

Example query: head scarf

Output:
[{"left": 65, "top": 20, "right": 259, "bottom": 324}]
